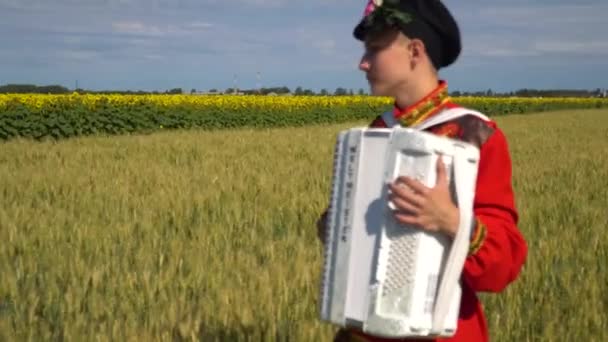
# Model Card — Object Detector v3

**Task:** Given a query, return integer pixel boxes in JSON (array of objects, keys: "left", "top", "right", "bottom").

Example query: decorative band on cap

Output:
[{"left": 358, "top": 0, "right": 413, "bottom": 32}]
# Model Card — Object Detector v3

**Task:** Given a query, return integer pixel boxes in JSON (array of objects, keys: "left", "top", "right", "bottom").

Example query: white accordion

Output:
[{"left": 319, "top": 121, "right": 481, "bottom": 338}]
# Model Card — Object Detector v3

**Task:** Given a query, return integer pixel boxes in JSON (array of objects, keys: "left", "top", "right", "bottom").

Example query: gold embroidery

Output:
[
  {"left": 468, "top": 219, "right": 487, "bottom": 255},
  {"left": 395, "top": 80, "right": 451, "bottom": 127}
]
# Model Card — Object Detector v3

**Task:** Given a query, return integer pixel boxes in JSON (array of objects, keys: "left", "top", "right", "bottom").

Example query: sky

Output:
[{"left": 1, "top": 0, "right": 607, "bottom": 93}]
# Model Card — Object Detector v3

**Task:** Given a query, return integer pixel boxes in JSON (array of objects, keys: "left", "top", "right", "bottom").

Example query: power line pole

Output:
[{"left": 256, "top": 71, "right": 261, "bottom": 94}]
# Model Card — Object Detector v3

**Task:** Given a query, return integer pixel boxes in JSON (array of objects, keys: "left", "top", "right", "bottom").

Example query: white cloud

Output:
[
  {"left": 235, "top": 0, "right": 287, "bottom": 7},
  {"left": 58, "top": 49, "right": 100, "bottom": 61},
  {"left": 453, "top": 2, "right": 608, "bottom": 59},
  {"left": 315, "top": 39, "right": 337, "bottom": 55},
  {"left": 477, "top": 4, "right": 608, "bottom": 27},
  {"left": 187, "top": 22, "right": 214, "bottom": 30},
  {"left": 111, "top": 20, "right": 214, "bottom": 37},
  {"left": 143, "top": 54, "right": 165, "bottom": 61},
  {"left": 112, "top": 21, "right": 165, "bottom": 36},
  {"left": 534, "top": 41, "right": 608, "bottom": 55},
  {"left": 296, "top": 28, "right": 339, "bottom": 56},
  {"left": 0, "top": 0, "right": 296, "bottom": 11},
  {"left": 478, "top": 49, "right": 542, "bottom": 58}
]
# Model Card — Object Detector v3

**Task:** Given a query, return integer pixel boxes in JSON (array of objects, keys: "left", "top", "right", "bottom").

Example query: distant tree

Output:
[
  {"left": 358, "top": 88, "right": 366, "bottom": 95},
  {"left": 334, "top": 87, "right": 348, "bottom": 96},
  {"left": 320, "top": 89, "right": 329, "bottom": 96}
]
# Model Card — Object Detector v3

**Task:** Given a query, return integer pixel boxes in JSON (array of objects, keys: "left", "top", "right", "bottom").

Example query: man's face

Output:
[{"left": 358, "top": 29, "right": 413, "bottom": 97}]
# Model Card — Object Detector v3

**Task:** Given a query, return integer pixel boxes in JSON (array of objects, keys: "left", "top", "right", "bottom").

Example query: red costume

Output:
[{"left": 333, "top": 81, "right": 528, "bottom": 342}]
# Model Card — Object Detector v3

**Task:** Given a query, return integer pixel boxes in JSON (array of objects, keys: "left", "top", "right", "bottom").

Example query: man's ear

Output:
[{"left": 410, "top": 39, "right": 426, "bottom": 60}]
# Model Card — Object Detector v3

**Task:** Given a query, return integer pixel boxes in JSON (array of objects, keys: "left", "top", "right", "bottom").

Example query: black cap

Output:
[{"left": 353, "top": 0, "right": 461, "bottom": 69}]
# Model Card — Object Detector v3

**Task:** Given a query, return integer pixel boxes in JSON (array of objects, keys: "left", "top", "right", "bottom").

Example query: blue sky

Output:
[{"left": 1, "top": 0, "right": 607, "bottom": 93}]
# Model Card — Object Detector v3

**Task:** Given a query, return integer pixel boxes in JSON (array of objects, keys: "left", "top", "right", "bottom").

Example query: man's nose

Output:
[{"left": 359, "top": 55, "right": 370, "bottom": 71}]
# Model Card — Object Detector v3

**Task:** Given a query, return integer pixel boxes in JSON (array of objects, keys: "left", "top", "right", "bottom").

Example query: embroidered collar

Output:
[{"left": 393, "top": 80, "right": 452, "bottom": 127}]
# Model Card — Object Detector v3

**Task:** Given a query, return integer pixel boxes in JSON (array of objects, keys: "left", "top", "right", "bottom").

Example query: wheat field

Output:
[{"left": 1, "top": 109, "right": 607, "bottom": 341}]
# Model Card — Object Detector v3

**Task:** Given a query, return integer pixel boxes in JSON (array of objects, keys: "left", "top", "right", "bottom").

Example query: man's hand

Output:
[{"left": 387, "top": 156, "right": 460, "bottom": 238}]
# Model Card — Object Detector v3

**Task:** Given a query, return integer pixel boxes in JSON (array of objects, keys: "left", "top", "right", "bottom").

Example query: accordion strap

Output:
[{"left": 380, "top": 107, "right": 490, "bottom": 130}]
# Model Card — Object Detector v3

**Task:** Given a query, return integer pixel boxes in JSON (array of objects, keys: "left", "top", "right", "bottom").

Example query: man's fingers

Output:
[
  {"left": 389, "top": 181, "right": 426, "bottom": 208},
  {"left": 389, "top": 194, "right": 420, "bottom": 214},
  {"left": 436, "top": 155, "right": 449, "bottom": 186},
  {"left": 394, "top": 176, "right": 429, "bottom": 195}
]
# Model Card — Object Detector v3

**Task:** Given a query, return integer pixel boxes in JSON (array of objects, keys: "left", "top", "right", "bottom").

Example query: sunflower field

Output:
[{"left": 0, "top": 93, "right": 606, "bottom": 140}]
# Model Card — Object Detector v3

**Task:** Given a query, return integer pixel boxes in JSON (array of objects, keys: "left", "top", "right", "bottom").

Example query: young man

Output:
[{"left": 317, "top": 0, "right": 528, "bottom": 341}]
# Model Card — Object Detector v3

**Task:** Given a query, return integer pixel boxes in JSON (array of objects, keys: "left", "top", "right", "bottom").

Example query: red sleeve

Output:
[{"left": 462, "top": 126, "right": 528, "bottom": 293}]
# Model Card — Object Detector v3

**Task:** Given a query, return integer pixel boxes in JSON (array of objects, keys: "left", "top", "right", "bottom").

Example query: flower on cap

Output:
[
  {"left": 363, "top": 0, "right": 382, "bottom": 16},
  {"left": 363, "top": 1, "right": 375, "bottom": 16}
]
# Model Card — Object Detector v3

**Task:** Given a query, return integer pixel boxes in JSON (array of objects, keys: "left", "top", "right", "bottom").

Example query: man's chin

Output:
[{"left": 369, "top": 85, "right": 388, "bottom": 97}]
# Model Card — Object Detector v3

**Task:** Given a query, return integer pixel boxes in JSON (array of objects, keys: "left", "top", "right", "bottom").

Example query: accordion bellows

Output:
[{"left": 320, "top": 127, "right": 480, "bottom": 338}]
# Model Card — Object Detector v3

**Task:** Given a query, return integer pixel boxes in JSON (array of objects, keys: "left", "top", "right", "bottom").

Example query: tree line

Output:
[{"left": 0, "top": 83, "right": 606, "bottom": 98}]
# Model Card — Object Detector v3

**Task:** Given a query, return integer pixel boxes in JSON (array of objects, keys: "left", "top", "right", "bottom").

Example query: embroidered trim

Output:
[
  {"left": 468, "top": 218, "right": 487, "bottom": 255},
  {"left": 430, "top": 122, "right": 460, "bottom": 137},
  {"left": 394, "top": 80, "right": 452, "bottom": 127}
]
